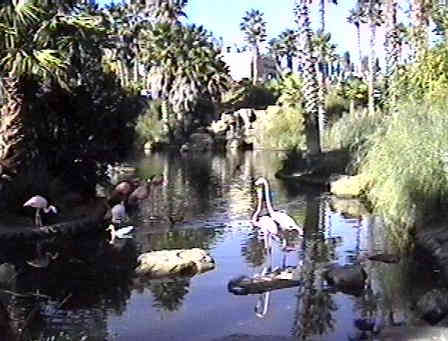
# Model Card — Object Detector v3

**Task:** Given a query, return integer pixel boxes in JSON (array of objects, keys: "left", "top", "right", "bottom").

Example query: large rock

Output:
[
  {"left": 323, "top": 263, "right": 367, "bottom": 296},
  {"left": 134, "top": 248, "right": 215, "bottom": 278},
  {"left": 416, "top": 288, "right": 448, "bottom": 324},
  {"left": 329, "top": 196, "right": 369, "bottom": 218},
  {"left": 330, "top": 174, "right": 368, "bottom": 198}
]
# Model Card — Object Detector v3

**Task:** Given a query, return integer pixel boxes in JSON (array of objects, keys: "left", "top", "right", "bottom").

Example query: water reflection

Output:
[{"left": 0, "top": 150, "right": 443, "bottom": 340}]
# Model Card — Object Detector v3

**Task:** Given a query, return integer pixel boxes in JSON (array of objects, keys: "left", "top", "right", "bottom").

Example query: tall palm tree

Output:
[
  {"left": 384, "top": 0, "right": 400, "bottom": 108},
  {"left": 347, "top": 5, "right": 364, "bottom": 74},
  {"left": 319, "top": 0, "right": 338, "bottom": 33},
  {"left": 294, "top": 0, "right": 321, "bottom": 155},
  {"left": 240, "top": 9, "right": 267, "bottom": 85},
  {"left": 0, "top": 1, "right": 102, "bottom": 176},
  {"left": 148, "top": 0, "right": 188, "bottom": 24}
]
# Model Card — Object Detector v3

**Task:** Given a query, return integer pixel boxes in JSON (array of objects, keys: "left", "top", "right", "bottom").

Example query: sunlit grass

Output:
[{"left": 360, "top": 99, "right": 448, "bottom": 235}]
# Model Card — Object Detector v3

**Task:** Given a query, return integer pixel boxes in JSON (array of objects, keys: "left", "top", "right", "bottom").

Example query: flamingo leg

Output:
[{"left": 35, "top": 208, "right": 42, "bottom": 227}]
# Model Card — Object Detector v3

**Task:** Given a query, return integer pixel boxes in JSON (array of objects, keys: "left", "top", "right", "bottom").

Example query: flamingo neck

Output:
[
  {"left": 251, "top": 190, "right": 263, "bottom": 223},
  {"left": 262, "top": 181, "right": 275, "bottom": 215}
]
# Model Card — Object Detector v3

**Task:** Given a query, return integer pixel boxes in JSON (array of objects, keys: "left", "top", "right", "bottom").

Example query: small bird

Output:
[
  {"left": 23, "top": 195, "right": 58, "bottom": 227},
  {"left": 106, "top": 224, "right": 134, "bottom": 244},
  {"left": 254, "top": 177, "right": 303, "bottom": 236}
]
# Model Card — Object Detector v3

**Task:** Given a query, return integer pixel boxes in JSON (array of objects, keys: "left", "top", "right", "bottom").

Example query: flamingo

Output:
[
  {"left": 254, "top": 177, "right": 303, "bottom": 236},
  {"left": 23, "top": 195, "right": 58, "bottom": 227},
  {"left": 127, "top": 174, "right": 164, "bottom": 206},
  {"left": 251, "top": 185, "right": 279, "bottom": 249},
  {"left": 106, "top": 224, "right": 134, "bottom": 244}
]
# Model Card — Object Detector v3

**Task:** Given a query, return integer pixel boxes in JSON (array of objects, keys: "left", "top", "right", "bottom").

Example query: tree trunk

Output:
[
  {"left": 253, "top": 46, "right": 259, "bottom": 85},
  {"left": 368, "top": 1, "right": 377, "bottom": 116},
  {"left": 296, "top": 1, "right": 321, "bottom": 155},
  {"left": 0, "top": 77, "right": 30, "bottom": 176}
]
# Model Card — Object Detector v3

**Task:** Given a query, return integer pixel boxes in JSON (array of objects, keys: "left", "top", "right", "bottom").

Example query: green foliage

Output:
[
  {"left": 325, "top": 87, "right": 349, "bottom": 123},
  {"left": 336, "top": 78, "right": 368, "bottom": 108},
  {"left": 395, "top": 45, "right": 448, "bottom": 101},
  {"left": 135, "top": 100, "right": 169, "bottom": 145},
  {"left": 269, "top": 74, "right": 303, "bottom": 108},
  {"left": 221, "top": 80, "right": 276, "bottom": 110},
  {"left": 360, "top": 99, "right": 448, "bottom": 236},
  {"left": 252, "top": 105, "right": 306, "bottom": 150},
  {"left": 324, "top": 108, "right": 383, "bottom": 161}
]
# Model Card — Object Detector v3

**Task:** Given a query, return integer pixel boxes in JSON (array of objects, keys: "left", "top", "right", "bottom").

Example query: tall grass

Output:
[
  {"left": 360, "top": 99, "right": 448, "bottom": 235},
  {"left": 324, "top": 108, "right": 384, "bottom": 163}
]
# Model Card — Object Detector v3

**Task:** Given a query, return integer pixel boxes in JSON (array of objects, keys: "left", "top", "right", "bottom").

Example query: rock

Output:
[
  {"left": 0, "top": 263, "right": 16, "bottom": 287},
  {"left": 323, "top": 264, "right": 367, "bottom": 295},
  {"left": 134, "top": 248, "right": 215, "bottom": 278},
  {"left": 330, "top": 174, "right": 368, "bottom": 198},
  {"left": 416, "top": 288, "right": 448, "bottom": 324},
  {"left": 329, "top": 196, "right": 369, "bottom": 218}
]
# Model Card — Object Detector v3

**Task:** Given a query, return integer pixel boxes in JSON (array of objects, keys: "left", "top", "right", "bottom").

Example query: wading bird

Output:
[
  {"left": 254, "top": 177, "right": 303, "bottom": 236},
  {"left": 26, "top": 242, "right": 59, "bottom": 268},
  {"left": 127, "top": 174, "right": 164, "bottom": 206},
  {"left": 251, "top": 185, "right": 279, "bottom": 249},
  {"left": 106, "top": 224, "right": 134, "bottom": 244},
  {"left": 110, "top": 202, "right": 128, "bottom": 224},
  {"left": 23, "top": 195, "right": 58, "bottom": 227}
]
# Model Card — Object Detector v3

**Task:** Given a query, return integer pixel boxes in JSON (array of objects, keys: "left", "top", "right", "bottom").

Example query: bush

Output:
[
  {"left": 360, "top": 99, "right": 448, "bottom": 235},
  {"left": 135, "top": 100, "right": 169, "bottom": 146},
  {"left": 252, "top": 105, "right": 306, "bottom": 150}
]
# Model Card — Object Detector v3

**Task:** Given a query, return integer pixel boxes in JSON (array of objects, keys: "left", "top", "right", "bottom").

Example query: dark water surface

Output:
[{"left": 0, "top": 150, "right": 441, "bottom": 341}]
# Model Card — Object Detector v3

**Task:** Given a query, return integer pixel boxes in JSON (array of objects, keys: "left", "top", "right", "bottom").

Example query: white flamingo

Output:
[
  {"left": 254, "top": 177, "right": 303, "bottom": 236},
  {"left": 251, "top": 185, "right": 279, "bottom": 249},
  {"left": 23, "top": 195, "right": 58, "bottom": 227},
  {"left": 106, "top": 224, "right": 134, "bottom": 244}
]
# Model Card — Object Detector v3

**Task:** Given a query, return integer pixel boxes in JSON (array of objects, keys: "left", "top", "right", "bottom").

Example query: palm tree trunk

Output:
[
  {"left": 356, "top": 24, "right": 362, "bottom": 75},
  {"left": 368, "top": 0, "right": 377, "bottom": 116},
  {"left": 296, "top": 1, "right": 321, "bottom": 155},
  {"left": 385, "top": 0, "right": 399, "bottom": 109},
  {"left": 0, "top": 77, "right": 29, "bottom": 175},
  {"left": 253, "top": 46, "right": 259, "bottom": 85}
]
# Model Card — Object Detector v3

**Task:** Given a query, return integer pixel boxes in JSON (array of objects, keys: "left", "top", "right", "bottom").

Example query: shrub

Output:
[
  {"left": 135, "top": 100, "right": 169, "bottom": 146},
  {"left": 252, "top": 105, "right": 306, "bottom": 150}
]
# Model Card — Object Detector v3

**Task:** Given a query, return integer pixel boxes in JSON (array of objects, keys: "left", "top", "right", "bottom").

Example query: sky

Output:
[
  {"left": 99, "top": 0, "right": 386, "bottom": 62},
  {"left": 184, "top": 0, "right": 381, "bottom": 61}
]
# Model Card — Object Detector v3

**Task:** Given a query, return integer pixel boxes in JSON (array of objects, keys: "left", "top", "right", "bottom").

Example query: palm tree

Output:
[
  {"left": 319, "top": 0, "right": 338, "bottom": 33},
  {"left": 148, "top": 0, "right": 188, "bottom": 24},
  {"left": 294, "top": 0, "right": 321, "bottom": 155},
  {"left": 0, "top": 1, "right": 102, "bottom": 177},
  {"left": 384, "top": 0, "right": 400, "bottom": 108},
  {"left": 141, "top": 23, "right": 229, "bottom": 139},
  {"left": 240, "top": 9, "right": 267, "bottom": 85},
  {"left": 347, "top": 5, "right": 364, "bottom": 74}
]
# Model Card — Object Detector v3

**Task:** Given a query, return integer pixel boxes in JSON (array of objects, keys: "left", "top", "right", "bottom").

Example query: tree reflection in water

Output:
[
  {"left": 149, "top": 278, "right": 190, "bottom": 313},
  {"left": 292, "top": 195, "right": 338, "bottom": 340},
  {"left": 241, "top": 231, "right": 268, "bottom": 268}
]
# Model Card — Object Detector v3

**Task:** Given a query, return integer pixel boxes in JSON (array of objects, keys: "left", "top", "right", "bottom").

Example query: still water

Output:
[{"left": 0, "top": 150, "right": 441, "bottom": 341}]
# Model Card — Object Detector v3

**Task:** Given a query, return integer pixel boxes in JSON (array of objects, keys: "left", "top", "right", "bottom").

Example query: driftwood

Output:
[{"left": 228, "top": 266, "right": 301, "bottom": 295}]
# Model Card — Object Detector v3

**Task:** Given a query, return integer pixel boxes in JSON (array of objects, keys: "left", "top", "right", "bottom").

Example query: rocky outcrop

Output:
[
  {"left": 329, "top": 196, "right": 370, "bottom": 218},
  {"left": 134, "top": 248, "right": 215, "bottom": 278},
  {"left": 416, "top": 288, "right": 448, "bottom": 325}
]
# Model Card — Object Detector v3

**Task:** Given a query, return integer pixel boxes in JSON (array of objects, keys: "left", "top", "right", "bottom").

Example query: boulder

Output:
[
  {"left": 134, "top": 248, "right": 215, "bottom": 278},
  {"left": 329, "top": 196, "right": 369, "bottom": 218},
  {"left": 416, "top": 288, "right": 448, "bottom": 324},
  {"left": 330, "top": 174, "right": 368, "bottom": 198},
  {"left": 323, "top": 263, "right": 366, "bottom": 295}
]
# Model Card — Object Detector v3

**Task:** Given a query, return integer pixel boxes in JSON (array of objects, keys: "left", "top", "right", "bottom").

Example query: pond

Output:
[{"left": 0, "top": 150, "right": 442, "bottom": 341}]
